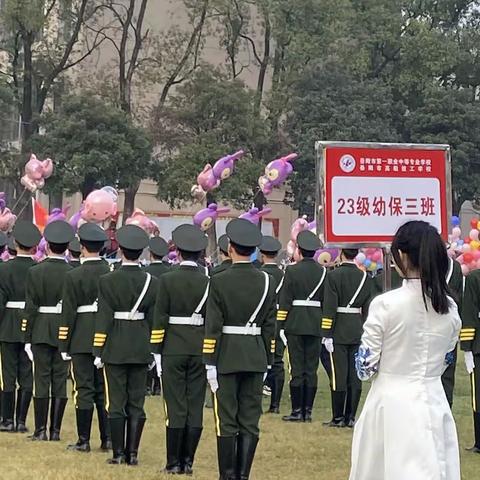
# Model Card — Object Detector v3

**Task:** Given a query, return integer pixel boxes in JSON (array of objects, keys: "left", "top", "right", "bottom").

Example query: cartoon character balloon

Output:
[
  {"left": 212, "top": 150, "right": 244, "bottom": 180},
  {"left": 20, "top": 154, "right": 54, "bottom": 193},
  {"left": 290, "top": 215, "right": 309, "bottom": 243},
  {"left": 0, "top": 193, "right": 16, "bottom": 233},
  {"left": 197, "top": 164, "right": 220, "bottom": 192},
  {"left": 239, "top": 207, "right": 272, "bottom": 225},
  {"left": 193, "top": 203, "right": 230, "bottom": 232},
  {"left": 258, "top": 153, "right": 297, "bottom": 195},
  {"left": 125, "top": 209, "right": 159, "bottom": 236},
  {"left": 81, "top": 187, "right": 118, "bottom": 224},
  {"left": 315, "top": 248, "right": 340, "bottom": 267}
]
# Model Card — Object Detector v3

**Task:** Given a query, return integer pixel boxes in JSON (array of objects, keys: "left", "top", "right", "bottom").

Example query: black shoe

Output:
[
  {"left": 67, "top": 408, "right": 93, "bottom": 452},
  {"left": 466, "top": 446, "right": 480, "bottom": 454},
  {"left": 323, "top": 419, "right": 346, "bottom": 428},
  {"left": 217, "top": 435, "right": 237, "bottom": 480},
  {"left": 30, "top": 398, "right": 49, "bottom": 441},
  {"left": 303, "top": 386, "right": 317, "bottom": 423},
  {"left": 266, "top": 407, "right": 280, "bottom": 414},
  {"left": 181, "top": 426, "right": 202, "bottom": 475},
  {"left": 100, "top": 440, "right": 112, "bottom": 451},
  {"left": 346, "top": 419, "right": 356, "bottom": 428},
  {"left": 16, "top": 389, "right": 32, "bottom": 433},
  {"left": 49, "top": 398, "right": 67, "bottom": 441},
  {"left": 108, "top": 417, "right": 126, "bottom": 465},
  {"left": 282, "top": 385, "right": 304, "bottom": 422},
  {"left": 237, "top": 433, "right": 258, "bottom": 480},
  {"left": 0, "top": 420, "right": 15, "bottom": 432},
  {"left": 164, "top": 427, "right": 184, "bottom": 473},
  {"left": 126, "top": 417, "right": 146, "bottom": 466}
]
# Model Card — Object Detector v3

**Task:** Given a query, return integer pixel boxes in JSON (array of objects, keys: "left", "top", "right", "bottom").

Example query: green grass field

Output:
[{"left": 0, "top": 355, "right": 478, "bottom": 479}]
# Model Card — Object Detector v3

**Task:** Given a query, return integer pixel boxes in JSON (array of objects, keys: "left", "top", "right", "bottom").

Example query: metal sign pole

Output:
[{"left": 383, "top": 245, "right": 392, "bottom": 292}]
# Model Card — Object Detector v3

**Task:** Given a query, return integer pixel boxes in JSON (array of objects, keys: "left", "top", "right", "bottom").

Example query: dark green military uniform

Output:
[
  {"left": 152, "top": 224, "right": 209, "bottom": 475},
  {"left": 0, "top": 231, "right": 6, "bottom": 422},
  {"left": 278, "top": 231, "right": 325, "bottom": 422},
  {"left": 441, "top": 258, "right": 463, "bottom": 407},
  {"left": 144, "top": 236, "right": 170, "bottom": 397},
  {"left": 204, "top": 218, "right": 276, "bottom": 480},
  {"left": 24, "top": 220, "right": 75, "bottom": 441},
  {"left": 461, "top": 267, "right": 480, "bottom": 452},
  {"left": 93, "top": 225, "right": 158, "bottom": 466},
  {"left": 211, "top": 234, "right": 232, "bottom": 276},
  {"left": 260, "top": 236, "right": 285, "bottom": 414},
  {"left": 68, "top": 238, "right": 82, "bottom": 268},
  {"left": 321, "top": 261, "right": 372, "bottom": 427},
  {"left": 372, "top": 267, "right": 402, "bottom": 295},
  {"left": 0, "top": 221, "right": 41, "bottom": 433},
  {"left": 59, "top": 223, "right": 111, "bottom": 452}
]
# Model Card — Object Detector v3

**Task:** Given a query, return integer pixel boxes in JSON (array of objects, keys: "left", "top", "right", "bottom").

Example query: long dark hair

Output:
[{"left": 391, "top": 221, "right": 450, "bottom": 314}]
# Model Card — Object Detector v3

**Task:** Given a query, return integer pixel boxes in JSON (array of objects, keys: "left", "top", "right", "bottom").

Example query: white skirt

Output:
[{"left": 349, "top": 372, "right": 460, "bottom": 480}]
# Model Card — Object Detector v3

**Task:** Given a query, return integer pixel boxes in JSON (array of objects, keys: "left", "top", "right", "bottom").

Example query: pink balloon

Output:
[
  {"left": 461, "top": 264, "right": 470, "bottom": 275},
  {"left": 21, "top": 175, "right": 38, "bottom": 192},
  {"left": 197, "top": 164, "right": 220, "bottom": 192},
  {"left": 190, "top": 184, "right": 206, "bottom": 202},
  {"left": 371, "top": 250, "right": 382, "bottom": 262},
  {"left": 474, "top": 250, "right": 480, "bottom": 260},
  {"left": 451, "top": 227, "right": 461, "bottom": 239},
  {"left": 290, "top": 216, "right": 309, "bottom": 242},
  {"left": 476, "top": 259, "right": 480, "bottom": 269},
  {"left": 457, "top": 254, "right": 464, "bottom": 264},
  {"left": 470, "top": 229, "right": 479, "bottom": 241},
  {"left": 125, "top": 209, "right": 159, "bottom": 236},
  {"left": 41, "top": 159, "right": 54, "bottom": 179},
  {"left": 82, "top": 189, "right": 118, "bottom": 223},
  {"left": 24, "top": 154, "right": 43, "bottom": 180},
  {"left": 286, "top": 240, "right": 296, "bottom": 258},
  {"left": 0, "top": 207, "right": 16, "bottom": 232}
]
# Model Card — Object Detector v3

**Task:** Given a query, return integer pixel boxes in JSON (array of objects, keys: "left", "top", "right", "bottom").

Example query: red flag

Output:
[{"left": 32, "top": 198, "right": 48, "bottom": 233}]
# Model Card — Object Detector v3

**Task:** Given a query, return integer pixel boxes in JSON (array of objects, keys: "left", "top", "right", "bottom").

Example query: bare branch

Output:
[
  {"left": 44, "top": 0, "right": 58, "bottom": 20},
  {"left": 126, "top": 0, "right": 149, "bottom": 86}
]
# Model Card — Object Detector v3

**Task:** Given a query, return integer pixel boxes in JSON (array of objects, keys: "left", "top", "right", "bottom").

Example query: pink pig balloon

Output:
[
  {"left": 212, "top": 150, "right": 244, "bottom": 180},
  {"left": 41, "top": 159, "right": 54, "bottom": 179},
  {"left": 193, "top": 203, "right": 230, "bottom": 232},
  {"left": 197, "top": 164, "right": 220, "bottom": 192},
  {"left": 125, "top": 209, "right": 159, "bottom": 236},
  {"left": 25, "top": 154, "right": 44, "bottom": 180},
  {"left": 81, "top": 188, "right": 118, "bottom": 223},
  {"left": 239, "top": 207, "right": 272, "bottom": 225},
  {"left": 21, "top": 175, "right": 38, "bottom": 192},
  {"left": 290, "top": 216, "right": 309, "bottom": 242}
]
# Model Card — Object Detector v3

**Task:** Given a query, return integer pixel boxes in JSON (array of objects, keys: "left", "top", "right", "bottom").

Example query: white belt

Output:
[
  {"left": 337, "top": 307, "right": 362, "bottom": 314},
  {"left": 5, "top": 301, "right": 25, "bottom": 309},
  {"left": 77, "top": 304, "right": 98, "bottom": 313},
  {"left": 222, "top": 325, "right": 262, "bottom": 336},
  {"left": 169, "top": 316, "right": 204, "bottom": 326},
  {"left": 114, "top": 312, "right": 145, "bottom": 320},
  {"left": 292, "top": 300, "right": 322, "bottom": 308},
  {"left": 38, "top": 305, "right": 62, "bottom": 314}
]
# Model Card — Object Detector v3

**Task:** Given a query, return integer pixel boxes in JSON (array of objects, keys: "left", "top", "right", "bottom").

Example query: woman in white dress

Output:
[{"left": 349, "top": 221, "right": 461, "bottom": 480}]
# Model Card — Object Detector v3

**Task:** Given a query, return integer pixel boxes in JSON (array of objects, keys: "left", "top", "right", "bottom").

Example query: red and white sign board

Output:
[{"left": 316, "top": 142, "right": 451, "bottom": 246}]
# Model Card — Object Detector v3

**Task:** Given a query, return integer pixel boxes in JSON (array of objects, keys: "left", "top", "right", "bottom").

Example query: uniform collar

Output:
[
  {"left": 340, "top": 261, "right": 357, "bottom": 268},
  {"left": 47, "top": 256, "right": 67, "bottom": 262},
  {"left": 263, "top": 262, "right": 277, "bottom": 266},
  {"left": 180, "top": 261, "right": 198, "bottom": 267},
  {"left": 122, "top": 261, "right": 140, "bottom": 267},
  {"left": 151, "top": 261, "right": 165, "bottom": 264},
  {"left": 81, "top": 257, "right": 102, "bottom": 264},
  {"left": 17, "top": 254, "right": 34, "bottom": 259}
]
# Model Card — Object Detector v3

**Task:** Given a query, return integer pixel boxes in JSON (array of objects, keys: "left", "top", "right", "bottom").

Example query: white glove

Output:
[
  {"left": 279, "top": 329, "right": 287, "bottom": 347},
  {"left": 153, "top": 353, "right": 162, "bottom": 378},
  {"left": 323, "top": 337, "right": 334, "bottom": 353},
  {"left": 206, "top": 365, "right": 219, "bottom": 393},
  {"left": 60, "top": 352, "right": 71, "bottom": 361},
  {"left": 24, "top": 343, "right": 33, "bottom": 362},
  {"left": 465, "top": 351, "right": 475, "bottom": 374},
  {"left": 263, "top": 365, "right": 272, "bottom": 382},
  {"left": 94, "top": 356, "right": 104, "bottom": 369}
]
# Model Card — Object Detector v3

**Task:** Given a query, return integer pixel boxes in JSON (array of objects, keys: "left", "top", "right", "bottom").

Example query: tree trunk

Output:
[
  {"left": 49, "top": 190, "right": 63, "bottom": 210},
  {"left": 123, "top": 181, "right": 140, "bottom": 220},
  {"left": 254, "top": 190, "right": 266, "bottom": 231},
  {"left": 80, "top": 176, "right": 97, "bottom": 200}
]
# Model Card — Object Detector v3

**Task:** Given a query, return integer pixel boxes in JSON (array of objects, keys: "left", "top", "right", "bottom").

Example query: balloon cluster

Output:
[
  {"left": 193, "top": 203, "right": 230, "bottom": 231},
  {"left": 258, "top": 153, "right": 297, "bottom": 196},
  {"left": 21, "top": 154, "right": 53, "bottom": 193},
  {"left": 355, "top": 248, "right": 384, "bottom": 272},
  {"left": 450, "top": 216, "right": 480, "bottom": 275},
  {"left": 191, "top": 150, "right": 245, "bottom": 202},
  {"left": 125, "top": 208, "right": 159, "bottom": 236},
  {"left": 35, "top": 205, "right": 72, "bottom": 261},
  {"left": 0, "top": 193, "right": 16, "bottom": 233},
  {"left": 286, "top": 216, "right": 316, "bottom": 261},
  {"left": 239, "top": 207, "right": 272, "bottom": 225}
]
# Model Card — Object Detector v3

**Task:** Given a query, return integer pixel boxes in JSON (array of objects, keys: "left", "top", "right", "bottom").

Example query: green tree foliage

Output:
[
  {"left": 29, "top": 95, "right": 152, "bottom": 199},
  {"left": 152, "top": 67, "right": 268, "bottom": 209}
]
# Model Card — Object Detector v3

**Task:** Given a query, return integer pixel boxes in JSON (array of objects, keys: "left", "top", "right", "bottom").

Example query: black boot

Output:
[
  {"left": 345, "top": 388, "right": 362, "bottom": 428},
  {"left": 164, "top": 427, "right": 184, "bottom": 474},
  {"left": 268, "top": 373, "right": 284, "bottom": 414},
  {"left": 16, "top": 389, "right": 32, "bottom": 433},
  {"left": 323, "top": 391, "right": 346, "bottom": 427},
  {"left": 126, "top": 417, "right": 146, "bottom": 466},
  {"left": 303, "top": 386, "right": 317, "bottom": 423},
  {"left": 152, "top": 375, "right": 161, "bottom": 396},
  {"left": 67, "top": 408, "right": 93, "bottom": 452},
  {"left": 466, "top": 412, "right": 480, "bottom": 453},
  {"left": 237, "top": 433, "right": 259, "bottom": 480},
  {"left": 217, "top": 435, "right": 237, "bottom": 480},
  {"left": 0, "top": 391, "right": 15, "bottom": 432},
  {"left": 282, "top": 386, "right": 304, "bottom": 422},
  {"left": 30, "top": 398, "right": 49, "bottom": 441},
  {"left": 49, "top": 398, "right": 67, "bottom": 441},
  {"left": 96, "top": 403, "right": 111, "bottom": 451},
  {"left": 107, "top": 417, "right": 126, "bottom": 464},
  {"left": 181, "top": 426, "right": 202, "bottom": 475}
]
